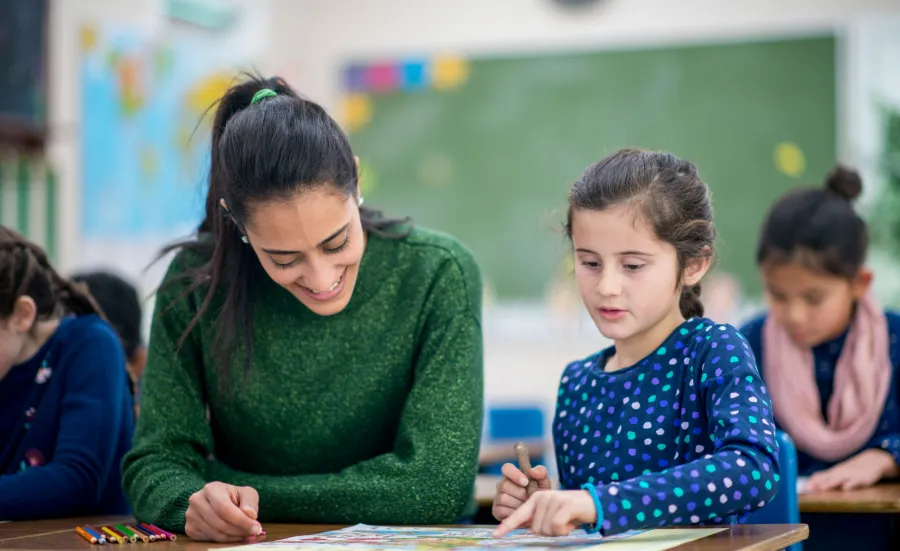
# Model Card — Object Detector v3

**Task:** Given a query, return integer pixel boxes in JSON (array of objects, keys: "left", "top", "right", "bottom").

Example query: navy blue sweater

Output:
[
  {"left": 0, "top": 315, "right": 134, "bottom": 520},
  {"left": 555, "top": 318, "right": 780, "bottom": 536},
  {"left": 741, "top": 312, "right": 900, "bottom": 475}
]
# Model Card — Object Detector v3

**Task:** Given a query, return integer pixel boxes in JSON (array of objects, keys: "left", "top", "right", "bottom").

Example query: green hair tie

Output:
[{"left": 250, "top": 88, "right": 277, "bottom": 105}]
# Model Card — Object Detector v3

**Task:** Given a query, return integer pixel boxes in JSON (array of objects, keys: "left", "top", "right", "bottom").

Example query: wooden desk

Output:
[
  {"left": 798, "top": 483, "right": 900, "bottom": 513},
  {"left": 0, "top": 518, "right": 807, "bottom": 551},
  {"left": 478, "top": 474, "right": 900, "bottom": 515}
]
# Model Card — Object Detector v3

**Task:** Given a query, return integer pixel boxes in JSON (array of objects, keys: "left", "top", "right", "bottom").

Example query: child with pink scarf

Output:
[{"left": 740, "top": 165, "right": 900, "bottom": 492}]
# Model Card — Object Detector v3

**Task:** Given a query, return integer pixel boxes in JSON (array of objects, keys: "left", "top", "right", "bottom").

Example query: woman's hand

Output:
[{"left": 185, "top": 482, "right": 263, "bottom": 542}]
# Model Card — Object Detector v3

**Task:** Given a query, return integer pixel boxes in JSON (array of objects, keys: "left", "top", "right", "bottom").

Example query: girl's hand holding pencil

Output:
[{"left": 492, "top": 443, "right": 552, "bottom": 521}]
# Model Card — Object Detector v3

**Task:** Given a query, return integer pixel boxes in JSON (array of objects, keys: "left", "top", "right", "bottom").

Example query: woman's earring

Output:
[
  {"left": 241, "top": 235, "right": 249, "bottom": 244},
  {"left": 357, "top": 196, "right": 364, "bottom": 207}
]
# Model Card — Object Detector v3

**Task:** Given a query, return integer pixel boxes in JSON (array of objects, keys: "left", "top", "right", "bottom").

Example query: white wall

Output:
[
  {"left": 263, "top": 0, "right": 900, "bottom": 414},
  {"left": 45, "top": 0, "right": 900, "bottom": 420},
  {"left": 267, "top": 0, "right": 900, "bottom": 111}
]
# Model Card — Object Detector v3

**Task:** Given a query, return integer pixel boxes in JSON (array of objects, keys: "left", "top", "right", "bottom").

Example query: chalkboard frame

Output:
[{"left": 0, "top": 0, "right": 49, "bottom": 151}]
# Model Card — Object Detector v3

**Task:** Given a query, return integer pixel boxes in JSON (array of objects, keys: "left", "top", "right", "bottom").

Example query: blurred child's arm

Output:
[
  {"left": 806, "top": 371, "right": 900, "bottom": 491},
  {"left": 0, "top": 328, "right": 128, "bottom": 520},
  {"left": 578, "top": 325, "right": 779, "bottom": 536},
  {"left": 861, "top": 412, "right": 900, "bottom": 473},
  {"left": 120, "top": 263, "right": 214, "bottom": 533}
]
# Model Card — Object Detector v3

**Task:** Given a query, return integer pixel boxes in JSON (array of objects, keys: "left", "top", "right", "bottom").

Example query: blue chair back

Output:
[
  {"left": 487, "top": 406, "right": 544, "bottom": 441},
  {"left": 746, "top": 430, "right": 801, "bottom": 551},
  {"left": 481, "top": 406, "right": 546, "bottom": 475}
]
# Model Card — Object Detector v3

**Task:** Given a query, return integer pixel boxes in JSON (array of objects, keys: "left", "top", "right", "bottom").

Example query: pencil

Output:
[
  {"left": 514, "top": 441, "right": 539, "bottom": 493},
  {"left": 100, "top": 527, "right": 124, "bottom": 544},
  {"left": 83, "top": 526, "right": 107, "bottom": 544},
  {"left": 76, "top": 526, "right": 99, "bottom": 544},
  {"left": 148, "top": 523, "right": 177, "bottom": 542},
  {"left": 106, "top": 526, "right": 128, "bottom": 541},
  {"left": 115, "top": 524, "right": 138, "bottom": 543},
  {"left": 126, "top": 525, "right": 151, "bottom": 543},
  {"left": 132, "top": 525, "right": 157, "bottom": 541}
]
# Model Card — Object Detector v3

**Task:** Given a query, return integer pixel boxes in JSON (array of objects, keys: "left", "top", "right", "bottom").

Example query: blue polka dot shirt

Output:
[
  {"left": 553, "top": 318, "right": 780, "bottom": 536},
  {"left": 741, "top": 311, "right": 900, "bottom": 475}
]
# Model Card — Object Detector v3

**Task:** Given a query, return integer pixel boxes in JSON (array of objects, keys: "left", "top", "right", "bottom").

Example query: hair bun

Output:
[{"left": 824, "top": 165, "right": 862, "bottom": 201}]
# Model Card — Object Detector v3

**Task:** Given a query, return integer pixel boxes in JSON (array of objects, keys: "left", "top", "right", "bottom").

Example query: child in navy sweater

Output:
[
  {"left": 71, "top": 270, "right": 146, "bottom": 416},
  {"left": 0, "top": 227, "right": 134, "bottom": 520},
  {"left": 494, "top": 149, "right": 779, "bottom": 537},
  {"left": 741, "top": 166, "right": 900, "bottom": 491}
]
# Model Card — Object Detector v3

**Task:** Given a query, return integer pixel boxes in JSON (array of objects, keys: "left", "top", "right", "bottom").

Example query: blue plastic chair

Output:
[
  {"left": 746, "top": 430, "right": 801, "bottom": 551},
  {"left": 487, "top": 406, "right": 544, "bottom": 441},
  {"left": 480, "top": 406, "right": 546, "bottom": 475}
]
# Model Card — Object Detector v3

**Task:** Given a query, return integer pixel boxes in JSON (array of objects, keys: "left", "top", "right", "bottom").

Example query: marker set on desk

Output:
[{"left": 75, "top": 524, "right": 176, "bottom": 544}]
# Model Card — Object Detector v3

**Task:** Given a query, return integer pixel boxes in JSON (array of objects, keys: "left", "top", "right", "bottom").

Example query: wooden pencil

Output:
[
  {"left": 75, "top": 526, "right": 99, "bottom": 544},
  {"left": 146, "top": 523, "right": 177, "bottom": 542},
  {"left": 126, "top": 525, "right": 151, "bottom": 543},
  {"left": 132, "top": 525, "right": 157, "bottom": 541},
  {"left": 115, "top": 524, "right": 138, "bottom": 543},
  {"left": 100, "top": 527, "right": 124, "bottom": 544},
  {"left": 83, "top": 526, "right": 107, "bottom": 544}
]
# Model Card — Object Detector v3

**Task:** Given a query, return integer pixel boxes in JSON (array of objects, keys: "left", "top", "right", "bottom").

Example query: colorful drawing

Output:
[
  {"left": 232, "top": 525, "right": 727, "bottom": 551},
  {"left": 80, "top": 27, "right": 254, "bottom": 237},
  {"left": 235, "top": 524, "right": 640, "bottom": 551}
]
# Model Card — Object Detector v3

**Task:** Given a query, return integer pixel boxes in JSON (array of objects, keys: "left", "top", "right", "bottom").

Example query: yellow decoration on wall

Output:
[
  {"left": 80, "top": 25, "right": 98, "bottom": 53},
  {"left": 773, "top": 142, "right": 806, "bottom": 178},
  {"left": 341, "top": 94, "right": 373, "bottom": 134},
  {"left": 430, "top": 55, "right": 469, "bottom": 91},
  {"left": 187, "top": 73, "right": 233, "bottom": 115}
]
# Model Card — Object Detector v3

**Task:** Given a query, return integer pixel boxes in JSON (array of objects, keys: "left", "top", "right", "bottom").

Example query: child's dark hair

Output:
[
  {"left": 71, "top": 271, "right": 143, "bottom": 359},
  {"left": 0, "top": 226, "right": 102, "bottom": 320},
  {"left": 756, "top": 165, "right": 866, "bottom": 278},
  {"left": 161, "top": 74, "right": 409, "bottom": 378},
  {"left": 564, "top": 148, "right": 716, "bottom": 319}
]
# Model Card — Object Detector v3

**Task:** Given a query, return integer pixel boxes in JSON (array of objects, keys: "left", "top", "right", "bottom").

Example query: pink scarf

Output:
[{"left": 762, "top": 293, "right": 891, "bottom": 462}]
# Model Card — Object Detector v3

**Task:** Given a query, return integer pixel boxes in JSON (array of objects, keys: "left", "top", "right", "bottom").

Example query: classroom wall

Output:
[
  {"left": 47, "top": 0, "right": 158, "bottom": 276},
  {"left": 263, "top": 0, "right": 900, "bottom": 417},
  {"left": 267, "top": 0, "right": 900, "bottom": 111},
  {"left": 43, "top": 0, "right": 900, "bottom": 430}
]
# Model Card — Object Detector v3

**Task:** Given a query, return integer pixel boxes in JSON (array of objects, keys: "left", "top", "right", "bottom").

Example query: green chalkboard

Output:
[{"left": 348, "top": 35, "right": 836, "bottom": 299}]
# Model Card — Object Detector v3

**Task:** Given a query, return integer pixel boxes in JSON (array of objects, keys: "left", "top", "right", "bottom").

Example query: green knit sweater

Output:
[{"left": 121, "top": 226, "right": 484, "bottom": 532}]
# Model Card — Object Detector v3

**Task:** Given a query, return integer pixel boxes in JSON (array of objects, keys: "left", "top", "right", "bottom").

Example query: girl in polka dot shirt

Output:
[
  {"left": 740, "top": 165, "right": 900, "bottom": 492},
  {"left": 493, "top": 149, "right": 780, "bottom": 537}
]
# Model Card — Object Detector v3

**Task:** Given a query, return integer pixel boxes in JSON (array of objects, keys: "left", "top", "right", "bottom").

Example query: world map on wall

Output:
[{"left": 80, "top": 25, "right": 248, "bottom": 237}]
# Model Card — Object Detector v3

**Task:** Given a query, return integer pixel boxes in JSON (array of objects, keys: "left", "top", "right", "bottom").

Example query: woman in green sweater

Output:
[{"left": 121, "top": 76, "right": 484, "bottom": 542}]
